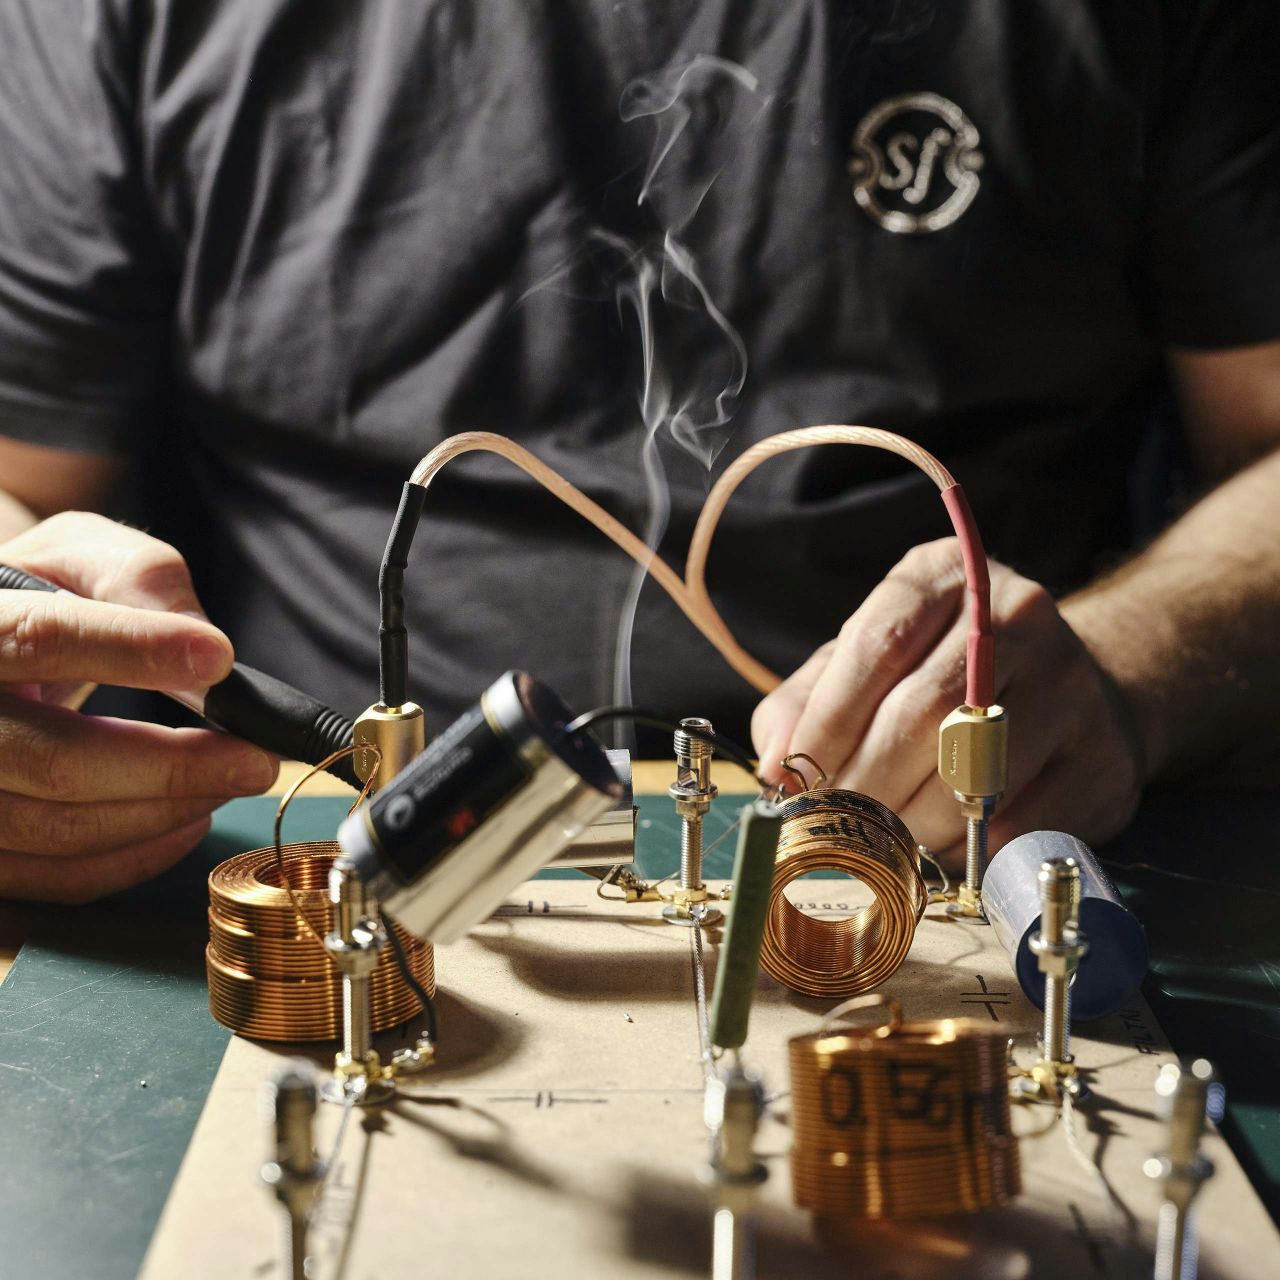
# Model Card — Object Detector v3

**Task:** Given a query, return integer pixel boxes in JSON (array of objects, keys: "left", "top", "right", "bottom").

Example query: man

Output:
[{"left": 0, "top": 1, "right": 1277, "bottom": 902}]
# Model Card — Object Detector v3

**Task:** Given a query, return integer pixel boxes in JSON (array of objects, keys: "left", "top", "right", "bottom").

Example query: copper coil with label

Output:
[
  {"left": 788, "top": 996, "right": 1020, "bottom": 1222},
  {"left": 759, "top": 788, "right": 927, "bottom": 998},
  {"left": 207, "top": 841, "right": 435, "bottom": 1042}
]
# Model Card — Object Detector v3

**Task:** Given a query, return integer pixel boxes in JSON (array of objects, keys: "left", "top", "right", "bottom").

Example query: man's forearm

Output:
[
  {"left": 1063, "top": 446, "right": 1280, "bottom": 782},
  {"left": 0, "top": 489, "right": 38, "bottom": 542},
  {"left": 0, "top": 438, "right": 123, "bottom": 541}
]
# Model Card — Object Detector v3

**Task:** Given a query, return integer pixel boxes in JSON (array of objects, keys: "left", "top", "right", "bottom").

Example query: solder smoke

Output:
[{"left": 608, "top": 57, "right": 771, "bottom": 723}]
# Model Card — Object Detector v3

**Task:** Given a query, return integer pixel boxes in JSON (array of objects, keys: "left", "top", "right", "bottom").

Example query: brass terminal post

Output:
[
  {"left": 1145, "top": 1060, "right": 1219, "bottom": 1280},
  {"left": 937, "top": 703, "right": 1008, "bottom": 918},
  {"left": 262, "top": 1063, "right": 323, "bottom": 1280},
  {"left": 1013, "top": 856, "right": 1089, "bottom": 1102},
  {"left": 664, "top": 717, "right": 723, "bottom": 927},
  {"left": 322, "top": 860, "right": 395, "bottom": 1105},
  {"left": 320, "top": 860, "right": 435, "bottom": 1102},
  {"left": 704, "top": 1062, "right": 768, "bottom": 1280},
  {"left": 353, "top": 701, "right": 426, "bottom": 791}
]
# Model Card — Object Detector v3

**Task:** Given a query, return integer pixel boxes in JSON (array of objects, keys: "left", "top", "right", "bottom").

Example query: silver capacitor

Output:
[
  {"left": 982, "top": 831, "right": 1147, "bottom": 1020},
  {"left": 337, "top": 671, "right": 622, "bottom": 943},
  {"left": 547, "top": 749, "right": 637, "bottom": 869}
]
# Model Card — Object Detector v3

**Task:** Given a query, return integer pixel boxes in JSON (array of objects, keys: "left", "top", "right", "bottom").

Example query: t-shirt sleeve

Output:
[
  {"left": 1143, "top": 0, "right": 1280, "bottom": 350},
  {"left": 0, "top": 0, "right": 172, "bottom": 454}
]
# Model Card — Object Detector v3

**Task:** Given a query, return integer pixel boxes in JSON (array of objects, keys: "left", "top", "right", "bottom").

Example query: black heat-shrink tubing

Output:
[{"left": 0, "top": 562, "right": 360, "bottom": 788}]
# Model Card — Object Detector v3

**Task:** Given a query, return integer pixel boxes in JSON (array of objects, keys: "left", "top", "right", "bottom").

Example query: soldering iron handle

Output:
[
  {"left": 1, "top": 562, "right": 361, "bottom": 789},
  {"left": 0, "top": 563, "right": 60, "bottom": 593},
  {"left": 204, "top": 665, "right": 360, "bottom": 788}
]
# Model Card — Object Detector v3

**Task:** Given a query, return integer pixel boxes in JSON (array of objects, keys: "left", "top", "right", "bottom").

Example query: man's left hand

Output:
[{"left": 751, "top": 539, "right": 1146, "bottom": 863}]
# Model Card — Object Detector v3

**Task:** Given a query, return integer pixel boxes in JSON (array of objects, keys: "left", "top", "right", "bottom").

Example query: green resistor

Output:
[{"left": 709, "top": 798, "right": 784, "bottom": 1051}]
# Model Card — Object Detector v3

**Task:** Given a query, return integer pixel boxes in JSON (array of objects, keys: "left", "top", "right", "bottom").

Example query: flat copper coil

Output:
[{"left": 206, "top": 841, "right": 435, "bottom": 1042}]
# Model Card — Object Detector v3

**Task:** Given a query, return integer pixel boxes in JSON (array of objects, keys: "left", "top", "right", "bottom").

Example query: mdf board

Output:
[{"left": 142, "top": 879, "right": 1279, "bottom": 1280}]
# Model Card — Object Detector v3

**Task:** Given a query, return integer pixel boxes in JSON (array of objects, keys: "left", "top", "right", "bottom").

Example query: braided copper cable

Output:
[
  {"left": 405, "top": 425, "right": 988, "bottom": 699},
  {"left": 206, "top": 842, "right": 435, "bottom": 1042},
  {"left": 759, "top": 789, "right": 926, "bottom": 999},
  {"left": 789, "top": 997, "right": 1020, "bottom": 1221}
]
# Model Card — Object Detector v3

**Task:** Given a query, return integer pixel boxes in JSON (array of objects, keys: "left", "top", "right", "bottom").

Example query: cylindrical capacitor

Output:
[
  {"left": 547, "top": 749, "right": 638, "bottom": 869},
  {"left": 982, "top": 831, "right": 1147, "bottom": 1020},
  {"left": 337, "top": 671, "right": 623, "bottom": 943},
  {"left": 709, "top": 799, "right": 784, "bottom": 1051}
]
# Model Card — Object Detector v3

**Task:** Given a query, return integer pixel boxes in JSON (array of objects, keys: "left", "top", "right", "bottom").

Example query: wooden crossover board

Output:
[{"left": 141, "top": 879, "right": 1279, "bottom": 1279}]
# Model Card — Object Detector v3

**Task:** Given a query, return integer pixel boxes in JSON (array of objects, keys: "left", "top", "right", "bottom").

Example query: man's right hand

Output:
[{"left": 0, "top": 513, "right": 278, "bottom": 903}]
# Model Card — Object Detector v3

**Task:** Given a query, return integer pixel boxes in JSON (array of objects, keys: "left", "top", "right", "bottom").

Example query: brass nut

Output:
[
  {"left": 946, "top": 883, "right": 984, "bottom": 917},
  {"left": 334, "top": 1049, "right": 383, "bottom": 1081},
  {"left": 672, "top": 886, "right": 710, "bottom": 906},
  {"left": 323, "top": 932, "right": 384, "bottom": 978},
  {"left": 1029, "top": 931, "right": 1088, "bottom": 977},
  {"left": 669, "top": 788, "right": 716, "bottom": 818}
]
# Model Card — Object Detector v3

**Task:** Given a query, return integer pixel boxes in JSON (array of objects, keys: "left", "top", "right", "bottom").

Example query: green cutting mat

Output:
[
  {"left": 0, "top": 790, "right": 1276, "bottom": 1280},
  {"left": 0, "top": 793, "right": 740, "bottom": 1280}
]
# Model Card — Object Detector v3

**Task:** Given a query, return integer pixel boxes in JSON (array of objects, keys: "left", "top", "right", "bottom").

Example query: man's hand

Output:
[
  {"left": 751, "top": 539, "right": 1145, "bottom": 862},
  {"left": 0, "top": 513, "right": 278, "bottom": 903}
]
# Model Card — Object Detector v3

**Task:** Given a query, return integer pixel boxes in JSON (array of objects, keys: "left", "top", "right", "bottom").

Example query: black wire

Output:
[
  {"left": 379, "top": 907, "right": 440, "bottom": 1044},
  {"left": 564, "top": 706, "right": 762, "bottom": 783},
  {"left": 378, "top": 483, "right": 428, "bottom": 708}
]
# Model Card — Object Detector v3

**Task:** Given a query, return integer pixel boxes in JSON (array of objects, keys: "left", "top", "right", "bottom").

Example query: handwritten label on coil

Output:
[{"left": 818, "top": 1059, "right": 1013, "bottom": 1141}]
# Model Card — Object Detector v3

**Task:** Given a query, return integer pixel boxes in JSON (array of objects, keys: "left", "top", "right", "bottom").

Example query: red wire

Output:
[{"left": 940, "top": 484, "right": 994, "bottom": 708}]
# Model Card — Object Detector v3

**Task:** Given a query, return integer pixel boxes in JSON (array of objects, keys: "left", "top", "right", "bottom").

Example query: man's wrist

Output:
[{"left": 1060, "top": 582, "right": 1177, "bottom": 784}]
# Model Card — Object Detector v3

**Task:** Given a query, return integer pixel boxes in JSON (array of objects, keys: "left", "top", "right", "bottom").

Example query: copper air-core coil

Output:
[
  {"left": 788, "top": 999, "right": 1020, "bottom": 1221},
  {"left": 206, "top": 841, "right": 435, "bottom": 1043},
  {"left": 759, "top": 789, "right": 927, "bottom": 999}
]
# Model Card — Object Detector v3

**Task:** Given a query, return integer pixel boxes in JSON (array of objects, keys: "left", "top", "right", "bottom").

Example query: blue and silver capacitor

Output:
[{"left": 982, "top": 831, "right": 1147, "bottom": 1020}]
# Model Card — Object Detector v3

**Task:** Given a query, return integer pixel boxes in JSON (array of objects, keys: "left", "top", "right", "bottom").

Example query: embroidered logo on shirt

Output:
[{"left": 849, "top": 92, "right": 983, "bottom": 234}]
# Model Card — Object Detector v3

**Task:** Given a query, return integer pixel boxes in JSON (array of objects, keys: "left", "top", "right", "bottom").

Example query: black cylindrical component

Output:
[
  {"left": 339, "top": 671, "right": 622, "bottom": 943},
  {"left": 203, "top": 664, "right": 359, "bottom": 788},
  {"left": 0, "top": 564, "right": 59, "bottom": 592},
  {"left": 378, "top": 482, "right": 428, "bottom": 708}
]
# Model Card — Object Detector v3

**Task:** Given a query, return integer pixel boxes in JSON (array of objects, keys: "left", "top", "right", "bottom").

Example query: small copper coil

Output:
[
  {"left": 759, "top": 788, "right": 927, "bottom": 999},
  {"left": 206, "top": 841, "right": 435, "bottom": 1043},
  {"left": 789, "top": 996, "right": 1020, "bottom": 1222}
]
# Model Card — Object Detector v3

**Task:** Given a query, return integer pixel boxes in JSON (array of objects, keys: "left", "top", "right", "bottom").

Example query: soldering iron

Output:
[{"left": 0, "top": 562, "right": 361, "bottom": 787}]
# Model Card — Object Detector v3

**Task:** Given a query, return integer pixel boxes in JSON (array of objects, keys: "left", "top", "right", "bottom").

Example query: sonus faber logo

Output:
[{"left": 849, "top": 92, "right": 983, "bottom": 234}]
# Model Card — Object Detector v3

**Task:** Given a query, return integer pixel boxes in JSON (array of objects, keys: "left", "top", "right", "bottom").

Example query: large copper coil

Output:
[
  {"left": 788, "top": 997, "right": 1020, "bottom": 1221},
  {"left": 759, "top": 789, "right": 927, "bottom": 998},
  {"left": 206, "top": 841, "right": 435, "bottom": 1042}
]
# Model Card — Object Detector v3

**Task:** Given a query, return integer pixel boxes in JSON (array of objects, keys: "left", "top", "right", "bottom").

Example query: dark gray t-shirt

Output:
[{"left": 1, "top": 1, "right": 1278, "bottom": 740}]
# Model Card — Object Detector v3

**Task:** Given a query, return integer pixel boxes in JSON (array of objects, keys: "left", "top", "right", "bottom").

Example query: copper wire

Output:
[
  {"left": 206, "top": 841, "right": 435, "bottom": 1042},
  {"left": 272, "top": 743, "right": 381, "bottom": 947},
  {"left": 405, "top": 426, "right": 989, "bottom": 700},
  {"left": 780, "top": 752, "right": 828, "bottom": 793},
  {"left": 789, "top": 996, "right": 1020, "bottom": 1221},
  {"left": 759, "top": 788, "right": 927, "bottom": 999}
]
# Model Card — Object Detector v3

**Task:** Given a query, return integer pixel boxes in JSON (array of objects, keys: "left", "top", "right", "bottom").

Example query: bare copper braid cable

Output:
[
  {"left": 206, "top": 841, "right": 435, "bottom": 1042},
  {"left": 759, "top": 787, "right": 926, "bottom": 999},
  {"left": 407, "top": 427, "right": 993, "bottom": 703},
  {"left": 789, "top": 996, "right": 1020, "bottom": 1222}
]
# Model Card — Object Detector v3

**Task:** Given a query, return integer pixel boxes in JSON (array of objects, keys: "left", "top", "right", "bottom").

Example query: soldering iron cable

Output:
[{"left": 381, "top": 428, "right": 994, "bottom": 711}]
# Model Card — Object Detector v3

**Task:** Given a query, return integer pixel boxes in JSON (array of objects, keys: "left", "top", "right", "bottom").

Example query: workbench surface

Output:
[{"left": 0, "top": 766, "right": 1277, "bottom": 1278}]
